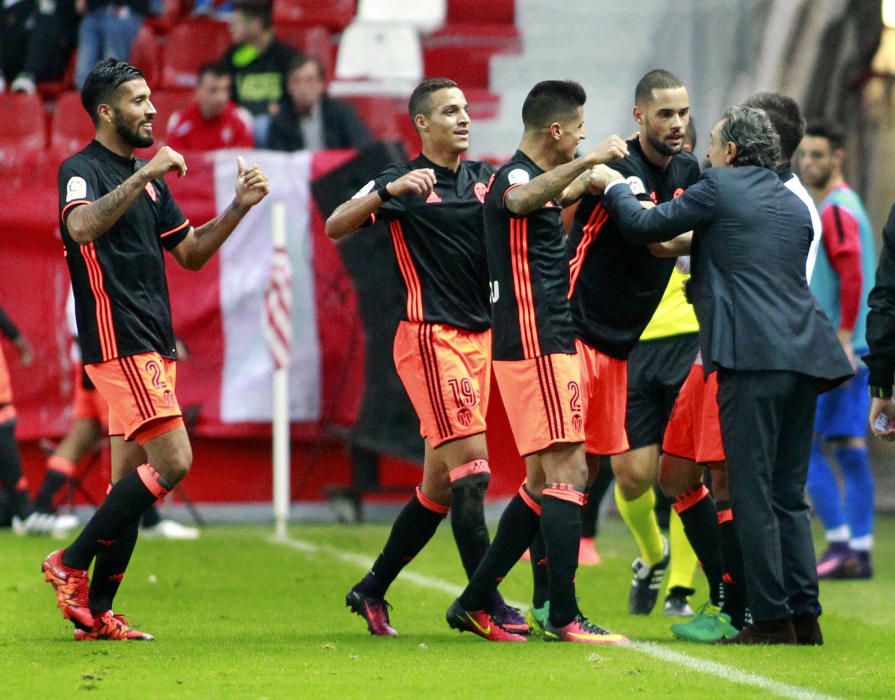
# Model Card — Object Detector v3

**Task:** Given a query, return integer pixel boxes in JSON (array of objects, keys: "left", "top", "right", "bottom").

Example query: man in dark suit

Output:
[
  {"left": 589, "top": 105, "right": 853, "bottom": 644},
  {"left": 268, "top": 56, "right": 372, "bottom": 152}
]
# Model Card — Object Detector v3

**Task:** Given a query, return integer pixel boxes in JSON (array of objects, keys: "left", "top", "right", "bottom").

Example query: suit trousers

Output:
[{"left": 716, "top": 368, "right": 821, "bottom": 622}]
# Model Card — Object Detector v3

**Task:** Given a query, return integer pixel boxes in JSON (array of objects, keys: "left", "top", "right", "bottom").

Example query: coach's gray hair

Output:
[{"left": 719, "top": 105, "right": 780, "bottom": 169}]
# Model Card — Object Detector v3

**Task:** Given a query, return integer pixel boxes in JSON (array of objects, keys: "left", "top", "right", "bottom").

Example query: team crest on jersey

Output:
[
  {"left": 507, "top": 168, "right": 530, "bottom": 186},
  {"left": 457, "top": 408, "right": 473, "bottom": 427},
  {"left": 426, "top": 190, "right": 442, "bottom": 204},
  {"left": 572, "top": 413, "right": 583, "bottom": 433},
  {"left": 625, "top": 176, "right": 646, "bottom": 195},
  {"left": 145, "top": 182, "right": 158, "bottom": 202},
  {"left": 65, "top": 176, "right": 87, "bottom": 202},
  {"left": 474, "top": 182, "right": 487, "bottom": 203},
  {"left": 673, "top": 187, "right": 685, "bottom": 199},
  {"left": 352, "top": 180, "right": 376, "bottom": 199}
]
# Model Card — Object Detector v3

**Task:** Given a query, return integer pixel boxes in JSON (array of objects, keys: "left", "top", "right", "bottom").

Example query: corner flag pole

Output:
[{"left": 269, "top": 202, "right": 291, "bottom": 538}]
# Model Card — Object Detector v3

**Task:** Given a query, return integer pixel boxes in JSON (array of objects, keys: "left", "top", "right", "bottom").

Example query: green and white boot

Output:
[{"left": 671, "top": 601, "right": 739, "bottom": 642}]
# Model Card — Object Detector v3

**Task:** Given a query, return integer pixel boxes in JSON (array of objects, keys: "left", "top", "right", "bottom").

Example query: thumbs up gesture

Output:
[{"left": 235, "top": 155, "right": 270, "bottom": 208}]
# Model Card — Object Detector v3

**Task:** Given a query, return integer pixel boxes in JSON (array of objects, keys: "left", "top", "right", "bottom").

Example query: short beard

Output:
[
  {"left": 806, "top": 170, "right": 831, "bottom": 190},
  {"left": 646, "top": 132, "right": 680, "bottom": 157},
  {"left": 114, "top": 112, "right": 153, "bottom": 149}
]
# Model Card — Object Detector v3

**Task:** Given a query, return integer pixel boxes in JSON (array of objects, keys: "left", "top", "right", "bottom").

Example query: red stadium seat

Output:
[
  {"left": 49, "top": 91, "right": 95, "bottom": 156},
  {"left": 130, "top": 26, "right": 161, "bottom": 86},
  {"left": 149, "top": 89, "right": 193, "bottom": 143},
  {"left": 273, "top": 0, "right": 356, "bottom": 30},
  {"left": 162, "top": 19, "right": 232, "bottom": 89},
  {"left": 341, "top": 95, "right": 403, "bottom": 142},
  {"left": 145, "top": 0, "right": 185, "bottom": 35},
  {"left": 446, "top": 0, "right": 514, "bottom": 25},
  {"left": 0, "top": 94, "right": 45, "bottom": 163},
  {"left": 275, "top": 23, "right": 335, "bottom": 76},
  {"left": 424, "top": 45, "right": 493, "bottom": 89}
]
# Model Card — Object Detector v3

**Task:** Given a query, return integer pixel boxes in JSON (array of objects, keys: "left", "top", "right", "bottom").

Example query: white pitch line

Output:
[{"left": 270, "top": 534, "right": 841, "bottom": 700}]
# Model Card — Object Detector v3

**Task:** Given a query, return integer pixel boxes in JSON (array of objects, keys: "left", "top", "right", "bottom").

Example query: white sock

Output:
[
  {"left": 825, "top": 525, "right": 850, "bottom": 543},
  {"left": 849, "top": 534, "right": 873, "bottom": 552}
]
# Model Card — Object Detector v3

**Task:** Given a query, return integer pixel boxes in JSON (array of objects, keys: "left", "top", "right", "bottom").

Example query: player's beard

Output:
[
  {"left": 646, "top": 130, "right": 681, "bottom": 157},
  {"left": 114, "top": 112, "right": 154, "bottom": 149}
]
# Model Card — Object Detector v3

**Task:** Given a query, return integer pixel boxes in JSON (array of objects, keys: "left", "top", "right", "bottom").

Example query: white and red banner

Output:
[{"left": 0, "top": 148, "right": 365, "bottom": 440}]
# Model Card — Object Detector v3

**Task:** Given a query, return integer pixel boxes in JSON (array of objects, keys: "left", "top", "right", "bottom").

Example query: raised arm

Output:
[
  {"left": 169, "top": 156, "right": 270, "bottom": 271},
  {"left": 325, "top": 168, "right": 436, "bottom": 241},
  {"left": 65, "top": 147, "right": 188, "bottom": 245},
  {"left": 505, "top": 135, "right": 628, "bottom": 216}
]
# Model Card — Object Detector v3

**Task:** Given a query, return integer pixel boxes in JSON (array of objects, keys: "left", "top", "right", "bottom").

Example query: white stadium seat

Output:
[
  {"left": 331, "top": 21, "right": 423, "bottom": 95},
  {"left": 357, "top": 0, "right": 446, "bottom": 33}
]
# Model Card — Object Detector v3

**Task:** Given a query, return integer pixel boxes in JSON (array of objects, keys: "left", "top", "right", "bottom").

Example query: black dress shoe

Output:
[
  {"left": 792, "top": 613, "right": 824, "bottom": 645},
  {"left": 713, "top": 617, "right": 797, "bottom": 645}
]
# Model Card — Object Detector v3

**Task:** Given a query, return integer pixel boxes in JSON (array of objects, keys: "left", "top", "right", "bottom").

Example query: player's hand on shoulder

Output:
[
  {"left": 588, "top": 135, "right": 628, "bottom": 165},
  {"left": 586, "top": 164, "right": 623, "bottom": 194},
  {"left": 235, "top": 155, "right": 270, "bottom": 207},
  {"left": 387, "top": 168, "right": 436, "bottom": 198},
  {"left": 144, "top": 146, "right": 187, "bottom": 180}
]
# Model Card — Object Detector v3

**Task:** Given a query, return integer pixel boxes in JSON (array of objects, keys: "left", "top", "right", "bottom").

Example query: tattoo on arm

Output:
[{"left": 68, "top": 174, "right": 147, "bottom": 243}]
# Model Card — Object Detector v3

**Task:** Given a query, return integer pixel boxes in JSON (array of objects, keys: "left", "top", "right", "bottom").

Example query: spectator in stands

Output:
[
  {"left": 0, "top": 0, "right": 35, "bottom": 92},
  {"left": 74, "top": 0, "right": 148, "bottom": 89},
  {"left": 220, "top": 0, "right": 301, "bottom": 147},
  {"left": 8, "top": 0, "right": 80, "bottom": 94},
  {"left": 268, "top": 55, "right": 372, "bottom": 152},
  {"left": 167, "top": 62, "right": 254, "bottom": 151}
]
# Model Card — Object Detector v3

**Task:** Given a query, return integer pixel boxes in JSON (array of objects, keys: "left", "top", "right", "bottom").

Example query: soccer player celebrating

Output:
[
  {"left": 446, "top": 80, "right": 629, "bottom": 644},
  {"left": 526, "top": 70, "right": 700, "bottom": 627},
  {"left": 327, "top": 78, "right": 526, "bottom": 638},
  {"left": 43, "top": 58, "right": 269, "bottom": 640}
]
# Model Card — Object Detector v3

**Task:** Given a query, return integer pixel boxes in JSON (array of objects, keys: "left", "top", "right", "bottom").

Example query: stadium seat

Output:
[
  {"left": 0, "top": 94, "right": 45, "bottom": 162},
  {"left": 357, "top": 0, "right": 445, "bottom": 33},
  {"left": 150, "top": 89, "right": 193, "bottom": 143},
  {"left": 145, "top": 0, "right": 184, "bottom": 35},
  {"left": 273, "top": 0, "right": 356, "bottom": 30},
  {"left": 130, "top": 25, "right": 161, "bottom": 86},
  {"left": 162, "top": 19, "right": 232, "bottom": 89},
  {"left": 341, "top": 95, "right": 403, "bottom": 142},
  {"left": 334, "top": 22, "right": 423, "bottom": 85},
  {"left": 49, "top": 91, "right": 95, "bottom": 156},
  {"left": 446, "top": 0, "right": 514, "bottom": 25},
  {"left": 275, "top": 22, "right": 335, "bottom": 76},
  {"left": 424, "top": 45, "right": 492, "bottom": 88}
]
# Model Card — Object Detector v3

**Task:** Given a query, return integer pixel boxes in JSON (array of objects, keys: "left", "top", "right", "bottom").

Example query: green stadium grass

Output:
[{"left": 3, "top": 516, "right": 895, "bottom": 698}]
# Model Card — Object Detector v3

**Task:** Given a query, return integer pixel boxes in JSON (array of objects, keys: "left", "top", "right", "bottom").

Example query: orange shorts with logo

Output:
[
  {"left": 85, "top": 352, "right": 183, "bottom": 444},
  {"left": 72, "top": 363, "right": 109, "bottom": 427},
  {"left": 576, "top": 338, "right": 629, "bottom": 456},
  {"left": 393, "top": 322, "right": 491, "bottom": 448},
  {"left": 662, "top": 364, "right": 725, "bottom": 464},
  {"left": 493, "top": 352, "right": 585, "bottom": 457}
]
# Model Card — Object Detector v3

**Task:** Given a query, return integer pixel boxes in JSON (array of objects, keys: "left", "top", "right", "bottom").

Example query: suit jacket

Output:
[
  {"left": 603, "top": 166, "right": 852, "bottom": 385},
  {"left": 267, "top": 95, "right": 372, "bottom": 152}
]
